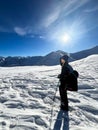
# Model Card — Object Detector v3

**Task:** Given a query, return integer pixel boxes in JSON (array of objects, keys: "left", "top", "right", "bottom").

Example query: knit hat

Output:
[{"left": 60, "top": 55, "right": 69, "bottom": 62}]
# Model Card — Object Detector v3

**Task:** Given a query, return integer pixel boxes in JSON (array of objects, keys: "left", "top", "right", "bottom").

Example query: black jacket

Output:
[{"left": 59, "top": 63, "right": 73, "bottom": 82}]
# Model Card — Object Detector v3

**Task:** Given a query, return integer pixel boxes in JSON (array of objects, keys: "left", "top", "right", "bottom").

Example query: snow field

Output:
[{"left": 0, "top": 55, "right": 98, "bottom": 130}]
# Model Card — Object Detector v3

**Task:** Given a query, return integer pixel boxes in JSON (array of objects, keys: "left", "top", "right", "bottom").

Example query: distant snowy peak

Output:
[
  {"left": 38, "top": 50, "right": 68, "bottom": 65},
  {"left": 38, "top": 51, "right": 64, "bottom": 66},
  {"left": 55, "top": 50, "right": 67, "bottom": 56},
  {"left": 46, "top": 50, "right": 66, "bottom": 57}
]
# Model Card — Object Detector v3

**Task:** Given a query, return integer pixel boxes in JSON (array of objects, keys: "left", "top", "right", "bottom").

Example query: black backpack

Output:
[{"left": 66, "top": 70, "right": 79, "bottom": 91}]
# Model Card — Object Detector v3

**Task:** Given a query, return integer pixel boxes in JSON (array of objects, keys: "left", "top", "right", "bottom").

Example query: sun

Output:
[
  {"left": 60, "top": 33, "right": 71, "bottom": 43},
  {"left": 49, "top": 31, "right": 72, "bottom": 46}
]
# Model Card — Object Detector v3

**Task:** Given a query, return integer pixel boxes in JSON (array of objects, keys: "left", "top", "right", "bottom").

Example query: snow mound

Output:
[{"left": 0, "top": 55, "right": 98, "bottom": 130}]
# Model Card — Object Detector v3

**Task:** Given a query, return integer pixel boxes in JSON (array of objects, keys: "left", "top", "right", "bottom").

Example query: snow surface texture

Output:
[{"left": 0, "top": 55, "right": 98, "bottom": 130}]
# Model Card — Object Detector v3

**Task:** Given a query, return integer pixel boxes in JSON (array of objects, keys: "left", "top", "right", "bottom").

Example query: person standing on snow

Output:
[{"left": 58, "top": 55, "right": 73, "bottom": 111}]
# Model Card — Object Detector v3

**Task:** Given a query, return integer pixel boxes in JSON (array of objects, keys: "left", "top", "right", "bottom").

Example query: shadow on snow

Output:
[{"left": 53, "top": 110, "right": 69, "bottom": 130}]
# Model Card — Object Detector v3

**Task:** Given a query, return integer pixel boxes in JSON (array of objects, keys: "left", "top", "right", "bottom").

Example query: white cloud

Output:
[
  {"left": 14, "top": 27, "right": 27, "bottom": 36},
  {"left": 0, "top": 0, "right": 91, "bottom": 39},
  {"left": 41, "top": 0, "right": 89, "bottom": 29},
  {"left": 46, "top": 15, "right": 89, "bottom": 47},
  {"left": 61, "top": 0, "right": 89, "bottom": 16},
  {"left": 1, "top": 0, "right": 93, "bottom": 41},
  {"left": 41, "top": 7, "right": 60, "bottom": 28},
  {"left": 39, "top": 35, "right": 45, "bottom": 39},
  {"left": 43, "top": 0, "right": 98, "bottom": 45}
]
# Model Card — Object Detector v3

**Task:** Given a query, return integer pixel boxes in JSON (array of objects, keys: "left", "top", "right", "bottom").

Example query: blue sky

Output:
[{"left": 0, "top": 0, "right": 98, "bottom": 56}]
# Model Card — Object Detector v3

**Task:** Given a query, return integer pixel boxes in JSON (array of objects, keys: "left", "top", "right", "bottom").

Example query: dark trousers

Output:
[{"left": 59, "top": 81, "right": 68, "bottom": 108}]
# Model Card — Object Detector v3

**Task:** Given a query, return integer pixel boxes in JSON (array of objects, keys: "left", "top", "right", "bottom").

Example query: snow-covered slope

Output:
[{"left": 0, "top": 55, "right": 98, "bottom": 130}]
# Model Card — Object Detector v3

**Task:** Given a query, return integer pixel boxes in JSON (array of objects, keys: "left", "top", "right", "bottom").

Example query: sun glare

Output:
[
  {"left": 60, "top": 33, "right": 71, "bottom": 43},
  {"left": 49, "top": 30, "right": 72, "bottom": 46}
]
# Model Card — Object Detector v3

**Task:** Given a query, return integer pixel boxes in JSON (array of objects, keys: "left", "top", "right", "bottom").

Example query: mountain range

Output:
[{"left": 0, "top": 46, "right": 98, "bottom": 66}]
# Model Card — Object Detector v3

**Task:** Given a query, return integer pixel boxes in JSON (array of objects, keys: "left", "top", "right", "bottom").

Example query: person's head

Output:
[{"left": 60, "top": 55, "right": 69, "bottom": 66}]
